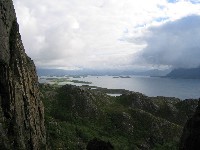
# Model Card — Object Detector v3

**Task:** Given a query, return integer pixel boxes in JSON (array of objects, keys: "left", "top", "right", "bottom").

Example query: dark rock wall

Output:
[
  {"left": 0, "top": 0, "right": 46, "bottom": 149},
  {"left": 180, "top": 100, "right": 200, "bottom": 150}
]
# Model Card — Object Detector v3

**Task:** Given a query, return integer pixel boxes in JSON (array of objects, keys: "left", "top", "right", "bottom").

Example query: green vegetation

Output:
[
  {"left": 44, "top": 78, "right": 92, "bottom": 85},
  {"left": 40, "top": 84, "right": 198, "bottom": 149},
  {"left": 70, "top": 80, "right": 92, "bottom": 84},
  {"left": 45, "top": 78, "right": 70, "bottom": 82}
]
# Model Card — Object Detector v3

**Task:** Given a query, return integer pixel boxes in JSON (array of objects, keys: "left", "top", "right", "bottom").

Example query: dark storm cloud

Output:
[{"left": 139, "top": 15, "right": 200, "bottom": 69}]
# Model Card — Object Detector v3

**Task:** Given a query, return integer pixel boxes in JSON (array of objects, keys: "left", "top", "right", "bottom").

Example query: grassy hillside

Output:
[{"left": 40, "top": 84, "right": 198, "bottom": 150}]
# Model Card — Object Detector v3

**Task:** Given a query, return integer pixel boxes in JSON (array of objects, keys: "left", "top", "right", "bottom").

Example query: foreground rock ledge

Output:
[
  {"left": 180, "top": 99, "right": 200, "bottom": 150},
  {"left": 0, "top": 0, "right": 46, "bottom": 149}
]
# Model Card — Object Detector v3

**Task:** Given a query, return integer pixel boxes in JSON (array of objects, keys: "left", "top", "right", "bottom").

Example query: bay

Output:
[
  {"left": 66, "top": 76, "right": 200, "bottom": 100},
  {"left": 39, "top": 75, "right": 200, "bottom": 99}
]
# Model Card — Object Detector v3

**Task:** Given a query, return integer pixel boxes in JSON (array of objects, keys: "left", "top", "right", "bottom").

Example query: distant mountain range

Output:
[
  {"left": 166, "top": 67, "right": 200, "bottom": 79},
  {"left": 37, "top": 68, "right": 170, "bottom": 76},
  {"left": 37, "top": 67, "right": 200, "bottom": 79}
]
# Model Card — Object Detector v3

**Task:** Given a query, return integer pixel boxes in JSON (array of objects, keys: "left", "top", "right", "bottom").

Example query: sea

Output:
[{"left": 39, "top": 75, "right": 200, "bottom": 100}]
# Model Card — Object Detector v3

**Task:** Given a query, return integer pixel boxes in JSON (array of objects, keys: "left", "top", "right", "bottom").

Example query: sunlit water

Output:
[{"left": 39, "top": 76, "right": 200, "bottom": 100}]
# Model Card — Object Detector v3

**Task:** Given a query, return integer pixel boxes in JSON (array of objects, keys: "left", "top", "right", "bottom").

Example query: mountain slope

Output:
[
  {"left": 40, "top": 84, "right": 198, "bottom": 149},
  {"left": 166, "top": 68, "right": 200, "bottom": 79}
]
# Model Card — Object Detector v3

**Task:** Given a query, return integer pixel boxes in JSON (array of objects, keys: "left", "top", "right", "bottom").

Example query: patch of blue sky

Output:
[
  {"left": 155, "top": 17, "right": 169, "bottom": 22},
  {"left": 189, "top": 0, "right": 200, "bottom": 4},
  {"left": 167, "top": 0, "right": 178, "bottom": 3},
  {"left": 167, "top": 0, "right": 200, "bottom": 4},
  {"left": 157, "top": 5, "right": 165, "bottom": 10}
]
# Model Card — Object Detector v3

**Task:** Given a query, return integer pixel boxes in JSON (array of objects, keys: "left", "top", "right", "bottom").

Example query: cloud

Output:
[
  {"left": 13, "top": 0, "right": 200, "bottom": 70},
  {"left": 136, "top": 15, "right": 200, "bottom": 69}
]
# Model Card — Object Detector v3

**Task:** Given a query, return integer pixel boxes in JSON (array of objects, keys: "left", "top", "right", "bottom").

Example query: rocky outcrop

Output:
[
  {"left": 180, "top": 99, "right": 200, "bottom": 150},
  {"left": 0, "top": 0, "right": 46, "bottom": 149},
  {"left": 118, "top": 93, "right": 198, "bottom": 126}
]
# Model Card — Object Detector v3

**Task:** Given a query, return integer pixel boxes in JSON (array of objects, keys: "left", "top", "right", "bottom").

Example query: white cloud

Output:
[{"left": 13, "top": 0, "right": 200, "bottom": 70}]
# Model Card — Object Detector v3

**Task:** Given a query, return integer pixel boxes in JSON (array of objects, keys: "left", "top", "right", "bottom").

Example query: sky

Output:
[{"left": 13, "top": 0, "right": 200, "bottom": 71}]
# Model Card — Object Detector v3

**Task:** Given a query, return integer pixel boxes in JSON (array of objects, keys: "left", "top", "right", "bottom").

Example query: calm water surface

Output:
[
  {"left": 39, "top": 76, "right": 200, "bottom": 99},
  {"left": 66, "top": 76, "right": 200, "bottom": 100}
]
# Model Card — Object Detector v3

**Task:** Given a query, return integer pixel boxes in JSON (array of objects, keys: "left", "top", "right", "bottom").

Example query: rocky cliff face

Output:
[
  {"left": 180, "top": 100, "right": 200, "bottom": 150},
  {"left": 0, "top": 0, "right": 46, "bottom": 149}
]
